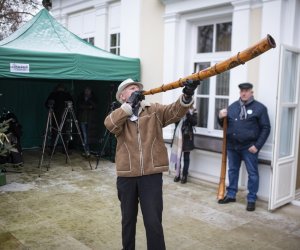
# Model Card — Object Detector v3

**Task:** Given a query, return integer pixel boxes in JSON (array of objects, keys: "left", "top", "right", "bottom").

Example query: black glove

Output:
[
  {"left": 182, "top": 79, "right": 200, "bottom": 96},
  {"left": 127, "top": 91, "right": 145, "bottom": 108}
]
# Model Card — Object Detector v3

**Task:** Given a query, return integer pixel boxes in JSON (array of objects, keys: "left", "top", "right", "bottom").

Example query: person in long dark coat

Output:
[
  {"left": 170, "top": 107, "right": 197, "bottom": 184},
  {"left": 76, "top": 86, "right": 97, "bottom": 156}
]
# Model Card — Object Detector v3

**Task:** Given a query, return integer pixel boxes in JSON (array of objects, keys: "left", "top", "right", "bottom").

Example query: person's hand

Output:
[
  {"left": 248, "top": 145, "right": 258, "bottom": 154},
  {"left": 219, "top": 109, "right": 227, "bottom": 119},
  {"left": 127, "top": 91, "right": 145, "bottom": 108},
  {"left": 182, "top": 79, "right": 200, "bottom": 96}
]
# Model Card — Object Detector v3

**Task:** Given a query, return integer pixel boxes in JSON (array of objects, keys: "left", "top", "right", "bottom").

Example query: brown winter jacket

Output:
[{"left": 104, "top": 95, "right": 193, "bottom": 177}]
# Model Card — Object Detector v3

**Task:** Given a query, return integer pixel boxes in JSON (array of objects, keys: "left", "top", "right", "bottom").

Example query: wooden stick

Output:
[{"left": 217, "top": 117, "right": 228, "bottom": 200}]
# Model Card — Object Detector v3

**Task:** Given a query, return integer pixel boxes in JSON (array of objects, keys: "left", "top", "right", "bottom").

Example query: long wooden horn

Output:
[
  {"left": 143, "top": 34, "right": 276, "bottom": 95},
  {"left": 217, "top": 117, "right": 227, "bottom": 200}
]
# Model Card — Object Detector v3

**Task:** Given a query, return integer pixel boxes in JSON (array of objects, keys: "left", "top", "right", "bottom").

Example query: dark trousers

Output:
[
  {"left": 182, "top": 151, "right": 190, "bottom": 176},
  {"left": 175, "top": 151, "right": 190, "bottom": 177},
  {"left": 117, "top": 173, "right": 166, "bottom": 250}
]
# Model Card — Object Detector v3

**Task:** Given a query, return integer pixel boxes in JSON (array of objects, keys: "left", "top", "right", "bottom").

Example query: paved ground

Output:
[{"left": 0, "top": 150, "right": 299, "bottom": 250}]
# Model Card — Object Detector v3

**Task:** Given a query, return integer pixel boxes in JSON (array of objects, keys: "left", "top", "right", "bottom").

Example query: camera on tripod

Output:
[{"left": 65, "top": 101, "right": 73, "bottom": 108}]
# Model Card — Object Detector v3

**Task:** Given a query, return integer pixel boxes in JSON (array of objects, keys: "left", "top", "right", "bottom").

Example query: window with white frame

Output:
[
  {"left": 193, "top": 21, "right": 232, "bottom": 135},
  {"left": 110, "top": 33, "right": 120, "bottom": 55}
]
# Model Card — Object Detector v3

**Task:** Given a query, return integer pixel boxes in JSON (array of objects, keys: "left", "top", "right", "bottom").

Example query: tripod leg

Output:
[
  {"left": 38, "top": 109, "right": 52, "bottom": 176},
  {"left": 48, "top": 108, "right": 72, "bottom": 170},
  {"left": 95, "top": 129, "right": 111, "bottom": 169},
  {"left": 58, "top": 109, "right": 72, "bottom": 165},
  {"left": 69, "top": 107, "right": 93, "bottom": 170}
]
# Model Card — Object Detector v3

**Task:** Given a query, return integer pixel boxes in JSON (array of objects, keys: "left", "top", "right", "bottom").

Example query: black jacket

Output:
[
  {"left": 182, "top": 111, "right": 197, "bottom": 151},
  {"left": 76, "top": 94, "right": 97, "bottom": 124},
  {"left": 172, "top": 110, "right": 197, "bottom": 152}
]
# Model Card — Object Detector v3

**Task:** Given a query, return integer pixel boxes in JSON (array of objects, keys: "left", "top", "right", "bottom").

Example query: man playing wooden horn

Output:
[{"left": 104, "top": 78, "right": 199, "bottom": 250}]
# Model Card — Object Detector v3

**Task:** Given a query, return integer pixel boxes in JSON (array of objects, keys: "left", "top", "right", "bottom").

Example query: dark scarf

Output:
[{"left": 239, "top": 96, "right": 254, "bottom": 120}]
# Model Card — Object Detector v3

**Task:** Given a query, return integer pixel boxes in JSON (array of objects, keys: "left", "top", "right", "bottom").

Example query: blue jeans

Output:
[
  {"left": 227, "top": 149, "right": 259, "bottom": 202},
  {"left": 117, "top": 174, "right": 165, "bottom": 250},
  {"left": 80, "top": 122, "right": 89, "bottom": 152}
]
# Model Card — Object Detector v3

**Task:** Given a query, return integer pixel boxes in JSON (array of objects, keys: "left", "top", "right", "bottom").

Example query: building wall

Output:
[
  {"left": 161, "top": 0, "right": 299, "bottom": 201},
  {"left": 120, "top": 0, "right": 165, "bottom": 103},
  {"left": 139, "top": 0, "right": 165, "bottom": 104},
  {"left": 50, "top": 0, "right": 300, "bottom": 202},
  {"left": 68, "top": 9, "right": 96, "bottom": 40},
  {"left": 52, "top": 0, "right": 165, "bottom": 104},
  {"left": 51, "top": 1, "right": 117, "bottom": 50}
]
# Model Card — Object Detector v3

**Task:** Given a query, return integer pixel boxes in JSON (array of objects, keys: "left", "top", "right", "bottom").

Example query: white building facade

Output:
[{"left": 51, "top": 0, "right": 300, "bottom": 210}]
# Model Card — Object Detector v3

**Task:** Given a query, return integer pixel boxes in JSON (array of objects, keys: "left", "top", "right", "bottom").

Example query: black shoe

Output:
[
  {"left": 181, "top": 175, "right": 187, "bottom": 184},
  {"left": 246, "top": 202, "right": 256, "bottom": 211},
  {"left": 218, "top": 196, "right": 236, "bottom": 204},
  {"left": 174, "top": 176, "right": 180, "bottom": 182}
]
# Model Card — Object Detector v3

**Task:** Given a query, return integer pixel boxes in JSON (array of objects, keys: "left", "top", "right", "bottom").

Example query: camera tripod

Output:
[
  {"left": 94, "top": 101, "right": 120, "bottom": 169},
  {"left": 38, "top": 102, "right": 92, "bottom": 175},
  {"left": 95, "top": 128, "right": 114, "bottom": 169}
]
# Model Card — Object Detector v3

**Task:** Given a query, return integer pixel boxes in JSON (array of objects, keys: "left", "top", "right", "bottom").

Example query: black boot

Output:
[
  {"left": 174, "top": 176, "right": 181, "bottom": 182},
  {"left": 246, "top": 202, "right": 256, "bottom": 211},
  {"left": 181, "top": 175, "right": 187, "bottom": 184}
]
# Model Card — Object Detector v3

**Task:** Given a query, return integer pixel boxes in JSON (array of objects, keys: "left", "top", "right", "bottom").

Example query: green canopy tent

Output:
[{"left": 0, "top": 8, "right": 140, "bottom": 148}]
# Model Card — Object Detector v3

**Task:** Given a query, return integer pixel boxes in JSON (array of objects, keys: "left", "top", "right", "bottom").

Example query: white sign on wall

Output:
[{"left": 10, "top": 63, "right": 30, "bottom": 73}]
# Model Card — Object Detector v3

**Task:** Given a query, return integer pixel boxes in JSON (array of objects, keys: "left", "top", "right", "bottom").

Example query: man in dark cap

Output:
[{"left": 217, "top": 82, "right": 270, "bottom": 211}]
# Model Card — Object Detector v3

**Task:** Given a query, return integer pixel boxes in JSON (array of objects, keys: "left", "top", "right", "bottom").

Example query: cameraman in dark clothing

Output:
[
  {"left": 217, "top": 82, "right": 271, "bottom": 211},
  {"left": 45, "top": 84, "right": 74, "bottom": 124},
  {"left": 45, "top": 84, "right": 74, "bottom": 151}
]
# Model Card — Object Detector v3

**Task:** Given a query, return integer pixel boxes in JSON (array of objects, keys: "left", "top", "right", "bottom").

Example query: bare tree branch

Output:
[{"left": 0, "top": 0, "right": 43, "bottom": 40}]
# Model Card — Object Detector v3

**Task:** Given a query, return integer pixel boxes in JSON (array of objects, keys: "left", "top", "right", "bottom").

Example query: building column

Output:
[
  {"left": 162, "top": 13, "right": 180, "bottom": 139},
  {"left": 258, "top": 0, "right": 282, "bottom": 158},
  {"left": 120, "top": 0, "right": 141, "bottom": 58},
  {"left": 230, "top": 0, "right": 252, "bottom": 101},
  {"left": 94, "top": 3, "right": 109, "bottom": 50},
  {"left": 162, "top": 13, "right": 180, "bottom": 103}
]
